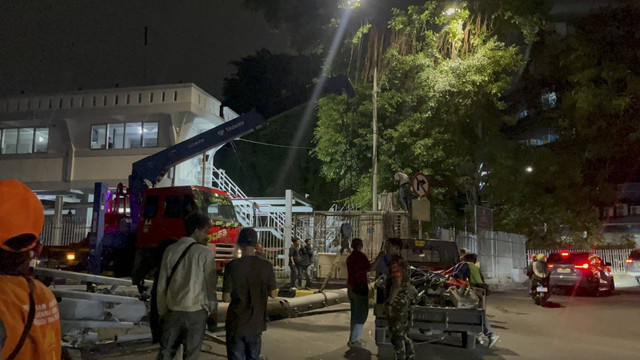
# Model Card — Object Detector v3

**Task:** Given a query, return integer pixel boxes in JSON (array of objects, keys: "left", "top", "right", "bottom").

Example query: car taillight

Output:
[
  {"left": 626, "top": 259, "right": 634, "bottom": 263},
  {"left": 561, "top": 252, "right": 570, "bottom": 257},
  {"left": 548, "top": 264, "right": 554, "bottom": 269},
  {"left": 574, "top": 263, "right": 589, "bottom": 269}
]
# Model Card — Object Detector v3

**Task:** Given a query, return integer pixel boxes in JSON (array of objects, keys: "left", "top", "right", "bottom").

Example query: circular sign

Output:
[{"left": 412, "top": 172, "right": 430, "bottom": 197}]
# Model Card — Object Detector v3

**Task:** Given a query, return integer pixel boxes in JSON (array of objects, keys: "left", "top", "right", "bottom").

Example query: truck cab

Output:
[{"left": 136, "top": 186, "right": 241, "bottom": 273}]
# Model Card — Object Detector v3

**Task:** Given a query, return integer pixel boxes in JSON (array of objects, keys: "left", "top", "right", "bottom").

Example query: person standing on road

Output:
[
  {"left": 0, "top": 180, "right": 61, "bottom": 360},
  {"left": 346, "top": 238, "right": 385, "bottom": 347},
  {"left": 384, "top": 237, "right": 415, "bottom": 360},
  {"left": 223, "top": 228, "right": 277, "bottom": 360},
  {"left": 299, "top": 238, "right": 314, "bottom": 290},
  {"left": 156, "top": 212, "right": 218, "bottom": 360},
  {"left": 288, "top": 237, "right": 303, "bottom": 290}
]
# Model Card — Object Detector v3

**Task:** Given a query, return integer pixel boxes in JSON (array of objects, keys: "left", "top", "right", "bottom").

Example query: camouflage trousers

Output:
[{"left": 388, "top": 290, "right": 415, "bottom": 360}]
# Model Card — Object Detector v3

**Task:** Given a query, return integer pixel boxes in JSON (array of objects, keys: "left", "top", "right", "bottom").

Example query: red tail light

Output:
[
  {"left": 626, "top": 259, "right": 634, "bottom": 263},
  {"left": 548, "top": 264, "right": 554, "bottom": 269},
  {"left": 561, "top": 252, "right": 570, "bottom": 257},
  {"left": 574, "top": 263, "right": 589, "bottom": 269}
]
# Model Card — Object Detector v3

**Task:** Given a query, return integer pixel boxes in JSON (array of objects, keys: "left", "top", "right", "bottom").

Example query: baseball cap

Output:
[
  {"left": 0, "top": 180, "right": 44, "bottom": 252},
  {"left": 237, "top": 227, "right": 258, "bottom": 247}
]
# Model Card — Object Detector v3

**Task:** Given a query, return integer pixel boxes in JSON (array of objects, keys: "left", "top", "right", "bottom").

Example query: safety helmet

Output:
[
  {"left": 0, "top": 180, "right": 44, "bottom": 252},
  {"left": 536, "top": 253, "right": 546, "bottom": 261}
]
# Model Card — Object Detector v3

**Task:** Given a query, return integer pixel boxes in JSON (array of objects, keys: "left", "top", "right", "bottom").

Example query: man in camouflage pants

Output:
[{"left": 384, "top": 238, "right": 415, "bottom": 360}]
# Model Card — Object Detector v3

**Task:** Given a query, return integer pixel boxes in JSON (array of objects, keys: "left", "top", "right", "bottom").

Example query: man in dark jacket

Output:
[
  {"left": 223, "top": 228, "right": 277, "bottom": 360},
  {"left": 299, "top": 238, "right": 314, "bottom": 290},
  {"left": 288, "top": 238, "right": 303, "bottom": 289}
]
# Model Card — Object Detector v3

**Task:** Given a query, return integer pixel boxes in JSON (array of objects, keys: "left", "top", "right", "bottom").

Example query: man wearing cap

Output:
[
  {"left": 0, "top": 180, "right": 61, "bottom": 360},
  {"left": 223, "top": 228, "right": 277, "bottom": 360}
]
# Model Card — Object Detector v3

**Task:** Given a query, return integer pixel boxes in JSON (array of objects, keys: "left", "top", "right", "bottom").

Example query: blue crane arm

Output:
[
  {"left": 128, "top": 74, "right": 354, "bottom": 227},
  {"left": 128, "top": 108, "right": 267, "bottom": 224}
]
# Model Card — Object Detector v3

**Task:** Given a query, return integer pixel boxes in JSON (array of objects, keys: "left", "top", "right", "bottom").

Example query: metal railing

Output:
[
  {"left": 40, "top": 214, "right": 89, "bottom": 246},
  {"left": 527, "top": 249, "right": 633, "bottom": 274}
]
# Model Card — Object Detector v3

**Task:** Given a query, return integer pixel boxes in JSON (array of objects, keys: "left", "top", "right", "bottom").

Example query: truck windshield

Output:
[{"left": 193, "top": 190, "right": 237, "bottom": 222}]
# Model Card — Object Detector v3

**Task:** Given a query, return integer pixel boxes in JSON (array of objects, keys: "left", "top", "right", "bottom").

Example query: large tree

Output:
[
  {"left": 314, "top": 1, "right": 537, "bottom": 228},
  {"left": 499, "top": 4, "right": 640, "bottom": 248}
]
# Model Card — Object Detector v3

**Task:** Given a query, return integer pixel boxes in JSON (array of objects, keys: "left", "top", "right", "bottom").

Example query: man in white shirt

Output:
[{"left": 156, "top": 212, "right": 218, "bottom": 360}]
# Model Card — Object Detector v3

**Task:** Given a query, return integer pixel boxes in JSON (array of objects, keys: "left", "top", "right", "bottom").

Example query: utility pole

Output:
[{"left": 372, "top": 67, "right": 378, "bottom": 211}]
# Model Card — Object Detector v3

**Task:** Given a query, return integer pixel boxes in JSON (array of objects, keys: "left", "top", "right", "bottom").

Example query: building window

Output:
[
  {"left": 17, "top": 128, "right": 34, "bottom": 154},
  {"left": 142, "top": 122, "right": 158, "bottom": 147},
  {"left": 91, "top": 125, "right": 107, "bottom": 149},
  {"left": 1, "top": 128, "right": 18, "bottom": 154},
  {"left": 34, "top": 128, "right": 49, "bottom": 153},
  {"left": 0, "top": 127, "right": 49, "bottom": 154},
  {"left": 125, "top": 122, "right": 142, "bottom": 148},
  {"left": 91, "top": 122, "right": 158, "bottom": 150},
  {"left": 107, "top": 123, "right": 124, "bottom": 149}
]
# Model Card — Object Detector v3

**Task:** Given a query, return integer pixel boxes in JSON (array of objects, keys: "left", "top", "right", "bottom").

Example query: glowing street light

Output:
[
  {"left": 445, "top": 7, "right": 457, "bottom": 15},
  {"left": 525, "top": 166, "right": 534, "bottom": 173}
]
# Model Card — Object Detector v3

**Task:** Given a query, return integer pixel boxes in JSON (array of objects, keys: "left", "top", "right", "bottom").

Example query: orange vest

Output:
[{"left": 0, "top": 275, "right": 61, "bottom": 360}]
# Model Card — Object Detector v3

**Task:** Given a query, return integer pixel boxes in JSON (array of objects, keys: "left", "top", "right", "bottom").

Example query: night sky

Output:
[{"left": 0, "top": 0, "right": 288, "bottom": 99}]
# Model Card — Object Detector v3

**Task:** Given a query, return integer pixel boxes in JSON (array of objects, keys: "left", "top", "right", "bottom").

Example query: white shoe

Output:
[{"left": 488, "top": 334, "right": 500, "bottom": 348}]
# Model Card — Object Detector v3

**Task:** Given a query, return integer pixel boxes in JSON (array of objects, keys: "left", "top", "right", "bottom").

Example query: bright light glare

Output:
[
  {"left": 525, "top": 166, "right": 533, "bottom": 173},
  {"left": 445, "top": 7, "right": 457, "bottom": 15},
  {"left": 38, "top": 136, "right": 44, "bottom": 143},
  {"left": 66, "top": 253, "right": 76, "bottom": 261}
]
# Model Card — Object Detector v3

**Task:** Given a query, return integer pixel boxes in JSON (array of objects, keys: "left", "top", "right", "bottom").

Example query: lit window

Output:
[
  {"left": 17, "top": 128, "right": 34, "bottom": 154},
  {"left": 142, "top": 122, "right": 158, "bottom": 147},
  {"left": 91, "top": 122, "right": 158, "bottom": 150},
  {"left": 125, "top": 122, "right": 142, "bottom": 148},
  {"left": 34, "top": 128, "right": 49, "bottom": 153},
  {"left": 107, "top": 123, "right": 124, "bottom": 149},
  {"left": 1, "top": 128, "right": 18, "bottom": 154},
  {"left": 541, "top": 92, "right": 557, "bottom": 109},
  {"left": 91, "top": 125, "right": 107, "bottom": 149}
]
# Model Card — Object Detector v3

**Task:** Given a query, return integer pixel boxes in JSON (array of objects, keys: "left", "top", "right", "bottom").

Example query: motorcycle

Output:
[{"left": 532, "top": 281, "right": 550, "bottom": 306}]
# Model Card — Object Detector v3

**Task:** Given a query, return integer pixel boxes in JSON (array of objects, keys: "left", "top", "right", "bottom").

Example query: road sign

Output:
[{"left": 412, "top": 172, "right": 430, "bottom": 197}]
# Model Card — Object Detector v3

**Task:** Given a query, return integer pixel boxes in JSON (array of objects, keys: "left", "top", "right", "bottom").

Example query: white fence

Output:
[
  {"left": 455, "top": 230, "right": 527, "bottom": 280},
  {"left": 527, "top": 249, "right": 633, "bottom": 274},
  {"left": 40, "top": 214, "right": 89, "bottom": 246}
]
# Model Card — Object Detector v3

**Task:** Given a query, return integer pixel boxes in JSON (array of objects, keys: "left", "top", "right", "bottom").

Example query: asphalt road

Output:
[{"left": 87, "top": 275, "right": 640, "bottom": 360}]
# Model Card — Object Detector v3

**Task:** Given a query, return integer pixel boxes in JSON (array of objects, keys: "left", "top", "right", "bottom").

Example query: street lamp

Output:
[{"left": 525, "top": 166, "right": 534, "bottom": 173}]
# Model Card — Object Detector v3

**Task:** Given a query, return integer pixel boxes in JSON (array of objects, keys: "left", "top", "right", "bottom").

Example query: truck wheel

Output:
[{"left": 461, "top": 332, "right": 476, "bottom": 349}]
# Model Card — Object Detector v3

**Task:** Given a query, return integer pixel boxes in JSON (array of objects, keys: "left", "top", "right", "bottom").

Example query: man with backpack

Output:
[{"left": 156, "top": 212, "right": 218, "bottom": 360}]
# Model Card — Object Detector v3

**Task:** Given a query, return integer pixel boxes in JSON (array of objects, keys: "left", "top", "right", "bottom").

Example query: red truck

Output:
[{"left": 135, "top": 185, "right": 242, "bottom": 273}]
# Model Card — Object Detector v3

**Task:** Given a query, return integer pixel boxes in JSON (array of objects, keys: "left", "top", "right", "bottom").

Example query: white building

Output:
[{"left": 0, "top": 83, "right": 237, "bottom": 195}]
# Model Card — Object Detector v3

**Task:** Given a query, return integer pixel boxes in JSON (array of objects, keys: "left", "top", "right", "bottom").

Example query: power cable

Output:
[{"left": 235, "top": 138, "right": 313, "bottom": 150}]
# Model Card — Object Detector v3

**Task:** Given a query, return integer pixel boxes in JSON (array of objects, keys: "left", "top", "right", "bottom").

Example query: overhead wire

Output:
[{"left": 235, "top": 138, "right": 313, "bottom": 150}]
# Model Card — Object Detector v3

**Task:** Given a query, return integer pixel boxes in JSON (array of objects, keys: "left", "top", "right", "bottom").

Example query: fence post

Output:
[
  {"left": 52, "top": 195, "right": 64, "bottom": 246},
  {"left": 283, "top": 190, "right": 293, "bottom": 272}
]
